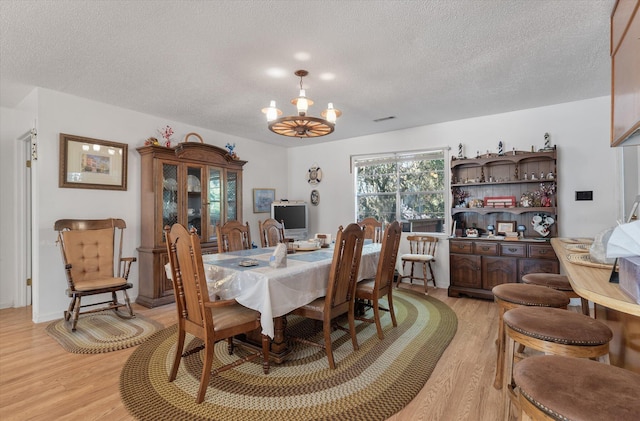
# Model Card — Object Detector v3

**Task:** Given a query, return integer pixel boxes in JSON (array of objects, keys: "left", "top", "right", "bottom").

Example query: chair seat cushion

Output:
[
  {"left": 356, "top": 279, "right": 375, "bottom": 295},
  {"left": 504, "top": 306, "right": 612, "bottom": 345},
  {"left": 515, "top": 355, "right": 640, "bottom": 421},
  {"left": 213, "top": 304, "right": 260, "bottom": 332},
  {"left": 73, "top": 277, "right": 129, "bottom": 291},
  {"left": 401, "top": 253, "right": 434, "bottom": 262},
  {"left": 521, "top": 273, "right": 572, "bottom": 291},
  {"left": 297, "top": 297, "right": 326, "bottom": 313},
  {"left": 492, "top": 283, "right": 569, "bottom": 308}
]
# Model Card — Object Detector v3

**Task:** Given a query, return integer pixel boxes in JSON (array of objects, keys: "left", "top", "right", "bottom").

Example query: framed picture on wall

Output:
[
  {"left": 253, "top": 188, "right": 275, "bottom": 213},
  {"left": 59, "top": 133, "right": 128, "bottom": 190}
]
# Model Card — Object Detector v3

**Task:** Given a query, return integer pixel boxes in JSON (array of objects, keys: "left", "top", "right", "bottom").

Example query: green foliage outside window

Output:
[{"left": 355, "top": 151, "right": 446, "bottom": 231}]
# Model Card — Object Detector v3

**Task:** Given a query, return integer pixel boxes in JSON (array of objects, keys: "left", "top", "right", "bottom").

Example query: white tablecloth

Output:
[{"left": 201, "top": 243, "right": 381, "bottom": 338}]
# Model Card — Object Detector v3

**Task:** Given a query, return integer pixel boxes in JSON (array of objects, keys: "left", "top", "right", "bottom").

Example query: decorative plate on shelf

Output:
[
  {"left": 187, "top": 175, "right": 201, "bottom": 192},
  {"left": 163, "top": 178, "right": 177, "bottom": 191},
  {"left": 307, "top": 165, "right": 322, "bottom": 185}
]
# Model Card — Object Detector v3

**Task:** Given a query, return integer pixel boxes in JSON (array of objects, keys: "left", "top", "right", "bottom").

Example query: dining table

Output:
[{"left": 200, "top": 241, "right": 382, "bottom": 362}]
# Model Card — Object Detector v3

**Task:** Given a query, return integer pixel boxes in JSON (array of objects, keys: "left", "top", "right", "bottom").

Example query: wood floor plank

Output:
[{"left": 1, "top": 287, "right": 508, "bottom": 420}]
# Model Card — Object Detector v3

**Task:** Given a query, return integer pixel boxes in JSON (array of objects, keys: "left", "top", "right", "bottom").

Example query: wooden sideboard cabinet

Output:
[
  {"left": 611, "top": 0, "right": 640, "bottom": 146},
  {"left": 136, "top": 142, "right": 246, "bottom": 307},
  {"left": 448, "top": 239, "right": 559, "bottom": 300}
]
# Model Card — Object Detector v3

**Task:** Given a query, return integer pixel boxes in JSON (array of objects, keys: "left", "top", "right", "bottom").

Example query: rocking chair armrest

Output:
[{"left": 119, "top": 257, "right": 137, "bottom": 280}]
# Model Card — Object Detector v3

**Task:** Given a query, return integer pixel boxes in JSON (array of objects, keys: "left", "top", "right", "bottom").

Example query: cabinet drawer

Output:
[
  {"left": 500, "top": 243, "right": 527, "bottom": 257},
  {"left": 528, "top": 244, "right": 557, "bottom": 260},
  {"left": 450, "top": 241, "right": 473, "bottom": 254},
  {"left": 475, "top": 242, "right": 499, "bottom": 256}
]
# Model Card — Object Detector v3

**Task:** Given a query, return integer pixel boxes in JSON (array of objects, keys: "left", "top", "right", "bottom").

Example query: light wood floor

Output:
[{"left": 0, "top": 285, "right": 507, "bottom": 421}]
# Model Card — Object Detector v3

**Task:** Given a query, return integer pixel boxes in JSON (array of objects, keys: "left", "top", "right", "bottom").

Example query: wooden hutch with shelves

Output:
[
  {"left": 448, "top": 149, "right": 560, "bottom": 300},
  {"left": 136, "top": 142, "right": 246, "bottom": 307}
]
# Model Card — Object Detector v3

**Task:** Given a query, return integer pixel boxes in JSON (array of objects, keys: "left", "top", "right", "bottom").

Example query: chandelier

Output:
[{"left": 262, "top": 70, "right": 341, "bottom": 138}]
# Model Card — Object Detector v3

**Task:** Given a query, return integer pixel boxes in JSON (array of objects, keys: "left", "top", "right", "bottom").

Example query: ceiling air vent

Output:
[{"left": 373, "top": 116, "right": 396, "bottom": 122}]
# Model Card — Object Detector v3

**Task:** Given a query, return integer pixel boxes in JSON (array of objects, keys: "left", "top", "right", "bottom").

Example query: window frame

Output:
[{"left": 352, "top": 148, "right": 450, "bottom": 233}]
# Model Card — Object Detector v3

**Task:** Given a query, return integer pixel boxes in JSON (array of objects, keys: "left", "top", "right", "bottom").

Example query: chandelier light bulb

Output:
[
  {"left": 262, "top": 100, "right": 282, "bottom": 122},
  {"left": 325, "top": 103, "right": 337, "bottom": 123},
  {"left": 296, "top": 89, "right": 309, "bottom": 116}
]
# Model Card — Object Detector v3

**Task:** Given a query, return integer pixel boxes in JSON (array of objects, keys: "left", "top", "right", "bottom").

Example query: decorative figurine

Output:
[
  {"left": 524, "top": 172, "right": 528, "bottom": 180},
  {"left": 540, "top": 172, "right": 544, "bottom": 180},
  {"left": 225, "top": 143, "right": 239, "bottom": 160},
  {"left": 512, "top": 147, "right": 516, "bottom": 156},
  {"left": 498, "top": 141, "right": 504, "bottom": 156},
  {"left": 544, "top": 132, "right": 551, "bottom": 149},
  {"left": 458, "top": 143, "right": 464, "bottom": 159},
  {"left": 546, "top": 172, "right": 554, "bottom": 180},
  {"left": 476, "top": 150, "right": 480, "bottom": 159}
]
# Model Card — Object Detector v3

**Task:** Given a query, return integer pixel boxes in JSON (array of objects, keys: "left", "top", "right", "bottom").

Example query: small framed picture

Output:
[
  {"left": 310, "top": 189, "right": 320, "bottom": 206},
  {"left": 253, "top": 188, "right": 275, "bottom": 213},
  {"left": 59, "top": 133, "right": 128, "bottom": 190},
  {"left": 496, "top": 221, "right": 516, "bottom": 235}
]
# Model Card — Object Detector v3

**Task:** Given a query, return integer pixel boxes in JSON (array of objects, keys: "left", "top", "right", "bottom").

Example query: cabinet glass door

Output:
[
  {"left": 207, "top": 167, "right": 222, "bottom": 242},
  {"left": 186, "top": 166, "right": 203, "bottom": 236},
  {"left": 162, "top": 163, "right": 179, "bottom": 232},
  {"left": 226, "top": 170, "right": 238, "bottom": 222}
]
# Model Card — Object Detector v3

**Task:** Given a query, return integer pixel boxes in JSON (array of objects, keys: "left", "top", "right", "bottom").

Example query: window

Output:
[{"left": 353, "top": 149, "right": 447, "bottom": 232}]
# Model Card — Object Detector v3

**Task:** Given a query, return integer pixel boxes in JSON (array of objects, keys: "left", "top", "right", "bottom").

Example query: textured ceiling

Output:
[{"left": 0, "top": 0, "right": 615, "bottom": 148}]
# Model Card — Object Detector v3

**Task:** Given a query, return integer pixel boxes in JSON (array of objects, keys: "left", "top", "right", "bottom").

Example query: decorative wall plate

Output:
[
  {"left": 310, "top": 189, "right": 320, "bottom": 206},
  {"left": 307, "top": 165, "right": 322, "bottom": 185}
]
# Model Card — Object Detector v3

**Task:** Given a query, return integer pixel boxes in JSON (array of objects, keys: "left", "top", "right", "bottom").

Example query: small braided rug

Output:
[
  {"left": 45, "top": 311, "right": 164, "bottom": 354},
  {"left": 120, "top": 290, "right": 457, "bottom": 421}
]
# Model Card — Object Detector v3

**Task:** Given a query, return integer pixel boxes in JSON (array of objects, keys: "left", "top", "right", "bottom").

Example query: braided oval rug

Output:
[
  {"left": 45, "top": 311, "right": 164, "bottom": 354},
  {"left": 120, "top": 290, "right": 457, "bottom": 421}
]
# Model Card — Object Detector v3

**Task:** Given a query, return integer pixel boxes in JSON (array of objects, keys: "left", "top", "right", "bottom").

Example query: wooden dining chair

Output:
[
  {"left": 216, "top": 220, "right": 252, "bottom": 252},
  {"left": 355, "top": 221, "right": 402, "bottom": 339},
  {"left": 54, "top": 218, "right": 136, "bottom": 331},
  {"left": 164, "top": 223, "right": 269, "bottom": 404},
  {"left": 397, "top": 235, "right": 438, "bottom": 294},
  {"left": 258, "top": 218, "right": 285, "bottom": 248},
  {"left": 358, "top": 217, "right": 383, "bottom": 243},
  {"left": 289, "top": 223, "right": 365, "bottom": 369}
]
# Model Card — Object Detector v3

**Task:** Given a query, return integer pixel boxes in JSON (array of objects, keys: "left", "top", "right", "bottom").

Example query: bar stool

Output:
[
  {"left": 492, "top": 283, "right": 570, "bottom": 389},
  {"left": 503, "top": 307, "right": 613, "bottom": 420},
  {"left": 514, "top": 355, "right": 640, "bottom": 421},
  {"left": 522, "top": 273, "right": 590, "bottom": 316}
]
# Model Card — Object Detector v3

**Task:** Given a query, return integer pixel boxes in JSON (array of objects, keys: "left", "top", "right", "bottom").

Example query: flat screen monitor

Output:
[{"left": 271, "top": 202, "right": 308, "bottom": 240}]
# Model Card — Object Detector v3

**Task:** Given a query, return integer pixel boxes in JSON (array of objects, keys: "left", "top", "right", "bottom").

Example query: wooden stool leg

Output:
[
  {"left": 580, "top": 298, "right": 590, "bottom": 316},
  {"left": 503, "top": 329, "right": 518, "bottom": 421},
  {"left": 494, "top": 305, "right": 506, "bottom": 390}
]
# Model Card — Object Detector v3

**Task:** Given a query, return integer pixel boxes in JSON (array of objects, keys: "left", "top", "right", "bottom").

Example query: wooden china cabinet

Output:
[
  {"left": 136, "top": 142, "right": 246, "bottom": 307},
  {"left": 448, "top": 149, "right": 560, "bottom": 300}
]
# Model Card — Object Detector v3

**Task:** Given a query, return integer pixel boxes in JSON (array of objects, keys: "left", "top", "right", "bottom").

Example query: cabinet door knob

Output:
[
  {"left": 539, "top": 249, "right": 548, "bottom": 254},
  {"left": 508, "top": 248, "right": 517, "bottom": 252},
  {"left": 482, "top": 246, "right": 490, "bottom": 250}
]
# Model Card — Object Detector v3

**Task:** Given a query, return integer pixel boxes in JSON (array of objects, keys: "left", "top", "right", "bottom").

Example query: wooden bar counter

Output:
[{"left": 551, "top": 238, "right": 640, "bottom": 372}]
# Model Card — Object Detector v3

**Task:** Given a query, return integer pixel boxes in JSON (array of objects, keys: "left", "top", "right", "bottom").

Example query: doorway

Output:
[{"left": 17, "top": 129, "right": 36, "bottom": 307}]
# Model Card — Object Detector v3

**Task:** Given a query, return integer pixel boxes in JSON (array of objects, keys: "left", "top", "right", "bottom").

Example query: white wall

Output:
[
  {"left": 0, "top": 92, "right": 626, "bottom": 316},
  {"left": 287, "top": 97, "right": 621, "bottom": 287},
  {"left": 0, "top": 88, "right": 289, "bottom": 321},
  {"left": 288, "top": 96, "right": 619, "bottom": 237}
]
